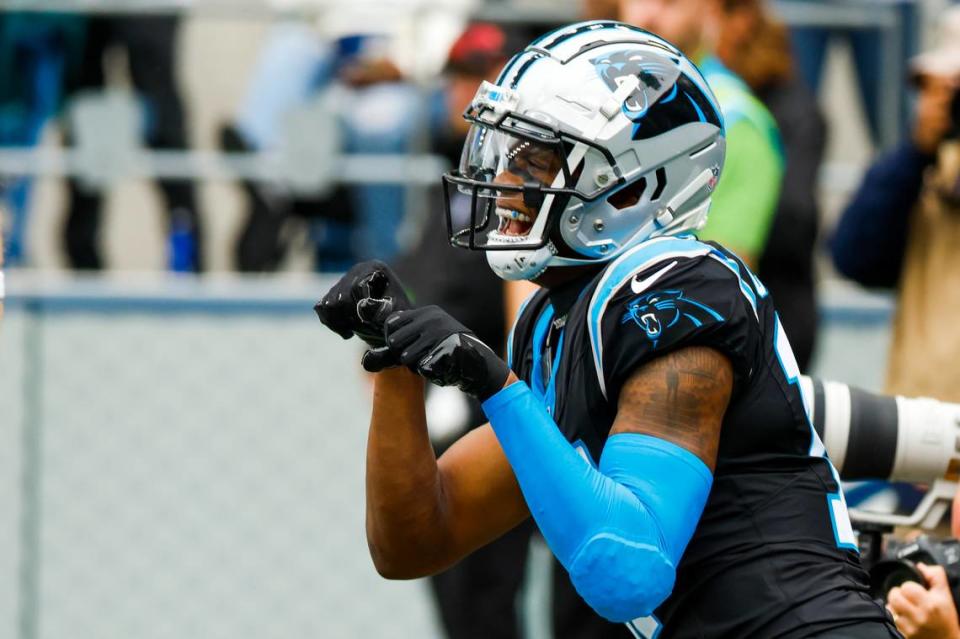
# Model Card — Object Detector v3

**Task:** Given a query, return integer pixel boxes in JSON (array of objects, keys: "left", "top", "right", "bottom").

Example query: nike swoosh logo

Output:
[{"left": 630, "top": 261, "right": 678, "bottom": 295}]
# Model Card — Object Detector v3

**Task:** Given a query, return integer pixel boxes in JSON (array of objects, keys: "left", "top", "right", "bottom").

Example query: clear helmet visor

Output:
[
  {"left": 447, "top": 121, "right": 569, "bottom": 249},
  {"left": 458, "top": 122, "right": 567, "bottom": 196}
]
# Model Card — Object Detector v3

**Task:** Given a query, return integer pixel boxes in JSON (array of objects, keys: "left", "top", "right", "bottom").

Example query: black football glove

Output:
[
  {"left": 314, "top": 260, "right": 412, "bottom": 369},
  {"left": 374, "top": 305, "right": 511, "bottom": 401}
]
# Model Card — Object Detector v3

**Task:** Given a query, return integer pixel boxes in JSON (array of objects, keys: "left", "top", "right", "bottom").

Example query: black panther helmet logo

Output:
[
  {"left": 621, "top": 289, "right": 724, "bottom": 348},
  {"left": 592, "top": 49, "right": 673, "bottom": 119},
  {"left": 592, "top": 48, "right": 723, "bottom": 140}
]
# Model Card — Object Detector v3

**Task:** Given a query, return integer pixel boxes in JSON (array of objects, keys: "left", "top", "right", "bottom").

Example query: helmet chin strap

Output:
[{"left": 487, "top": 244, "right": 557, "bottom": 280}]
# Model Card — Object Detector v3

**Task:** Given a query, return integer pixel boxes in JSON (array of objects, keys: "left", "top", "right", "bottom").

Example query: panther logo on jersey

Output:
[{"left": 621, "top": 289, "right": 724, "bottom": 348}]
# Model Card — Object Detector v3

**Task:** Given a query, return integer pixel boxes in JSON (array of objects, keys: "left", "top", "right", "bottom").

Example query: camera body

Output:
[{"left": 870, "top": 536, "right": 960, "bottom": 616}]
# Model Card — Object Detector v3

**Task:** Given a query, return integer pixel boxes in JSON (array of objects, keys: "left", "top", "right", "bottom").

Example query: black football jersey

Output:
[{"left": 506, "top": 236, "right": 893, "bottom": 639}]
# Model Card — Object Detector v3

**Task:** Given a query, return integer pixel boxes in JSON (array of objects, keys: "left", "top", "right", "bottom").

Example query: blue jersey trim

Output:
[
  {"left": 530, "top": 303, "right": 555, "bottom": 398},
  {"left": 706, "top": 249, "right": 759, "bottom": 318},
  {"left": 544, "top": 332, "right": 565, "bottom": 416},
  {"left": 772, "top": 314, "right": 858, "bottom": 552},
  {"left": 827, "top": 492, "right": 860, "bottom": 552},
  {"left": 527, "top": 303, "right": 566, "bottom": 417}
]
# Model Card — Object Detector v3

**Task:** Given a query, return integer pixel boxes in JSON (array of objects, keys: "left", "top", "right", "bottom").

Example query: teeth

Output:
[
  {"left": 488, "top": 231, "right": 531, "bottom": 243},
  {"left": 496, "top": 207, "right": 533, "bottom": 223}
]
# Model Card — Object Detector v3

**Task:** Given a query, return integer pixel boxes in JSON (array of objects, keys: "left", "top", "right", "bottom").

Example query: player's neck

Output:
[
  {"left": 533, "top": 264, "right": 602, "bottom": 290},
  {"left": 534, "top": 265, "right": 603, "bottom": 317}
]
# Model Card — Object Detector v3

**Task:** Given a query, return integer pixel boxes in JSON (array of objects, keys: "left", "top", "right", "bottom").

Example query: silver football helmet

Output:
[{"left": 441, "top": 21, "right": 726, "bottom": 281}]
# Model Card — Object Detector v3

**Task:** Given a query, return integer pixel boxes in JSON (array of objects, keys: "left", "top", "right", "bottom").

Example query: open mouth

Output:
[{"left": 494, "top": 206, "right": 536, "bottom": 237}]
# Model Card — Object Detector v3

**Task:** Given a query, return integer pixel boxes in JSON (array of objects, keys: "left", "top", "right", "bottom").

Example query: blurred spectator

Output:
[
  {"left": 223, "top": 23, "right": 355, "bottom": 272},
  {"left": 620, "top": 0, "right": 784, "bottom": 270},
  {"left": 883, "top": 493, "right": 960, "bottom": 639},
  {"left": 784, "top": 0, "right": 919, "bottom": 146},
  {"left": 830, "top": 5, "right": 960, "bottom": 403},
  {"left": 716, "top": 0, "right": 826, "bottom": 368},
  {"left": 886, "top": 561, "right": 960, "bottom": 639},
  {"left": 62, "top": 16, "right": 203, "bottom": 272},
  {"left": 0, "top": 14, "right": 86, "bottom": 267},
  {"left": 582, "top": 0, "right": 620, "bottom": 20},
  {"left": 227, "top": 23, "right": 425, "bottom": 272},
  {"left": 328, "top": 35, "right": 424, "bottom": 265}
]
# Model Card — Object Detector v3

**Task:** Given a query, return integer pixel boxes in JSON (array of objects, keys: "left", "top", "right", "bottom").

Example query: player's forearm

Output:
[
  {"left": 365, "top": 366, "right": 451, "bottom": 577},
  {"left": 482, "top": 380, "right": 712, "bottom": 621}
]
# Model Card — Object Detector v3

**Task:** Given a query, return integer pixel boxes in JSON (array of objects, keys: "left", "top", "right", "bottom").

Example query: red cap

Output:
[{"left": 446, "top": 23, "right": 513, "bottom": 76}]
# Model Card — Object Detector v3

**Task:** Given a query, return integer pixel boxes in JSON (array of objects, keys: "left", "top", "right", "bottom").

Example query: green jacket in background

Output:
[{"left": 697, "top": 55, "right": 784, "bottom": 262}]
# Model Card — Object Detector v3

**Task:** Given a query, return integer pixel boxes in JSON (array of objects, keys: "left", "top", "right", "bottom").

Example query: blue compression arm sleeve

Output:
[{"left": 482, "top": 382, "right": 713, "bottom": 622}]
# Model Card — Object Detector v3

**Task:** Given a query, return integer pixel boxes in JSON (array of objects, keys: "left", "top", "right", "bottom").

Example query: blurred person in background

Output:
[
  {"left": 619, "top": 0, "right": 783, "bottom": 271},
  {"left": 885, "top": 561, "right": 960, "bottom": 639},
  {"left": 0, "top": 13, "right": 86, "bottom": 267},
  {"left": 715, "top": 0, "right": 826, "bottom": 368},
  {"left": 880, "top": 508, "right": 960, "bottom": 639},
  {"left": 784, "top": 0, "right": 919, "bottom": 146},
  {"left": 226, "top": 21, "right": 426, "bottom": 272},
  {"left": 582, "top": 0, "right": 620, "bottom": 20},
  {"left": 831, "top": 8, "right": 960, "bottom": 636},
  {"left": 222, "top": 23, "right": 358, "bottom": 272},
  {"left": 61, "top": 16, "right": 203, "bottom": 272},
  {"left": 830, "top": 5, "right": 960, "bottom": 404}
]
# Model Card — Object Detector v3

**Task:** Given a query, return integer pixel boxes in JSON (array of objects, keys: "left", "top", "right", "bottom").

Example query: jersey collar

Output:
[{"left": 546, "top": 269, "right": 600, "bottom": 319}]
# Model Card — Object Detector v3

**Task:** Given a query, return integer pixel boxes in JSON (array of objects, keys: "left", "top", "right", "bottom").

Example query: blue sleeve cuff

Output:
[{"left": 481, "top": 380, "right": 531, "bottom": 417}]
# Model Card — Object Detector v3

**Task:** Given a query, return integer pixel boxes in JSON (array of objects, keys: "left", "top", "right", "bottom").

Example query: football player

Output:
[{"left": 317, "top": 22, "right": 900, "bottom": 638}]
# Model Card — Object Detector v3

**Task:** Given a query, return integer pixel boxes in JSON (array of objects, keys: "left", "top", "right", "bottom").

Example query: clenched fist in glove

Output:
[
  {"left": 373, "top": 305, "right": 511, "bottom": 401},
  {"left": 314, "top": 260, "right": 412, "bottom": 370}
]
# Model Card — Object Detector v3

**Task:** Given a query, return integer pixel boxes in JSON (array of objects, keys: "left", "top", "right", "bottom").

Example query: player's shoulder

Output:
[
  {"left": 574, "top": 235, "right": 765, "bottom": 400},
  {"left": 583, "top": 235, "right": 761, "bottom": 316}
]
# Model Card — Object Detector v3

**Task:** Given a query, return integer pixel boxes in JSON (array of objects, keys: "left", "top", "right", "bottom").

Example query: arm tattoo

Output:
[{"left": 611, "top": 346, "right": 734, "bottom": 470}]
